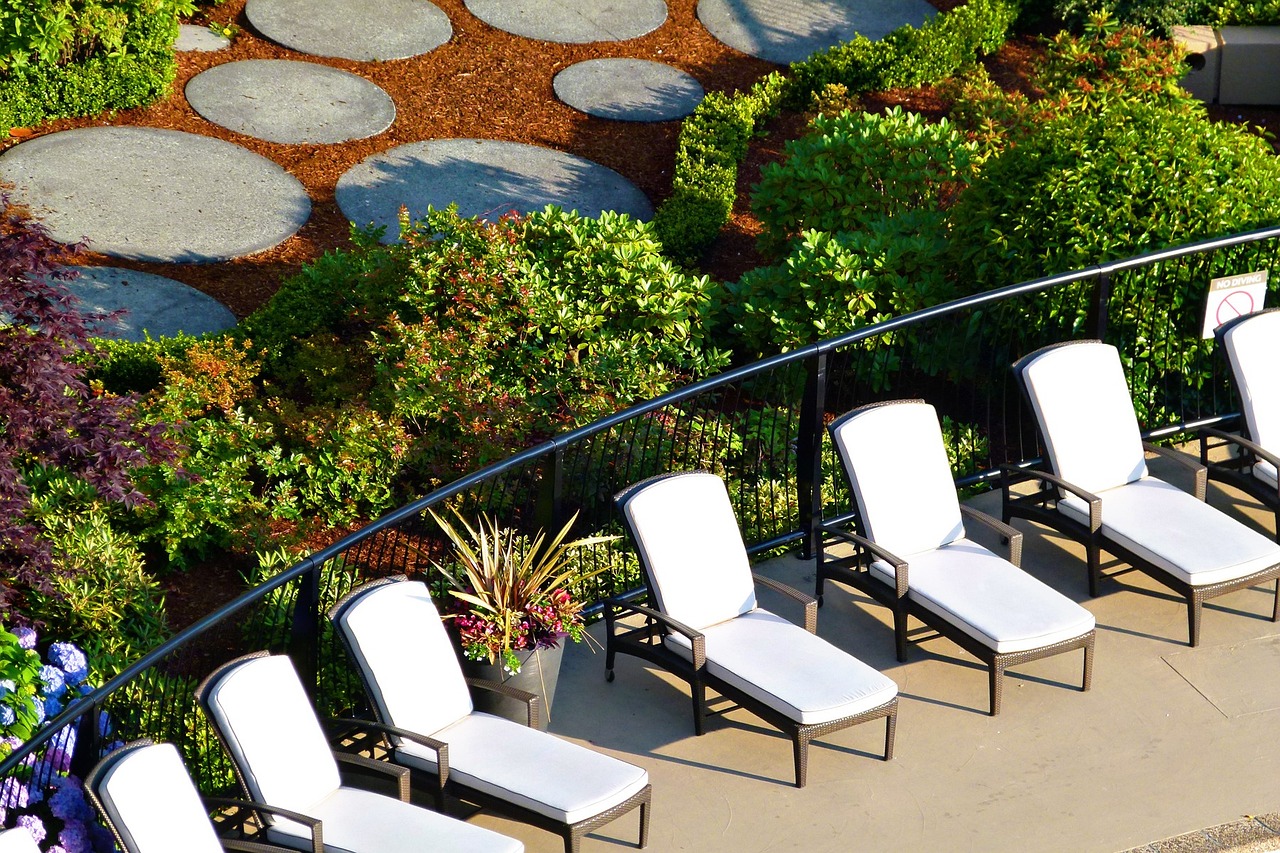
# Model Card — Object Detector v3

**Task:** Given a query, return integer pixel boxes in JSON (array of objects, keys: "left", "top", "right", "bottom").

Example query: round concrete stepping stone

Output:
[
  {"left": 63, "top": 267, "right": 238, "bottom": 341},
  {"left": 464, "top": 0, "right": 666, "bottom": 43},
  {"left": 175, "top": 24, "right": 231, "bottom": 52},
  {"left": 246, "top": 0, "right": 452, "bottom": 61},
  {"left": 698, "top": 0, "right": 935, "bottom": 65},
  {"left": 554, "top": 59, "right": 704, "bottom": 122},
  {"left": 336, "top": 138, "right": 652, "bottom": 240},
  {"left": 187, "top": 60, "right": 395, "bottom": 144},
  {"left": 0, "top": 127, "right": 310, "bottom": 263}
]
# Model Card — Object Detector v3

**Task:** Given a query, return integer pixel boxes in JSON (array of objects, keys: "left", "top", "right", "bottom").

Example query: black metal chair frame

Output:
[
  {"left": 1199, "top": 308, "right": 1280, "bottom": 539},
  {"left": 607, "top": 472, "right": 897, "bottom": 789},
  {"left": 84, "top": 738, "right": 308, "bottom": 853},
  {"left": 1003, "top": 339, "right": 1280, "bottom": 647},
  {"left": 328, "top": 578, "right": 651, "bottom": 853}
]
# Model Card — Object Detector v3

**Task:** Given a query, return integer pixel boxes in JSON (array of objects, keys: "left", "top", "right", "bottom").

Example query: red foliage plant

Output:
[{"left": 0, "top": 194, "right": 173, "bottom": 618}]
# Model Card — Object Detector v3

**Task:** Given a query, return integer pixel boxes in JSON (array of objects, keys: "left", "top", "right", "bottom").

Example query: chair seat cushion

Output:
[
  {"left": 665, "top": 609, "right": 898, "bottom": 725},
  {"left": 393, "top": 712, "right": 650, "bottom": 825},
  {"left": 265, "top": 786, "right": 523, "bottom": 853},
  {"left": 868, "top": 539, "right": 1096, "bottom": 654},
  {"left": 1059, "top": 476, "right": 1280, "bottom": 586}
]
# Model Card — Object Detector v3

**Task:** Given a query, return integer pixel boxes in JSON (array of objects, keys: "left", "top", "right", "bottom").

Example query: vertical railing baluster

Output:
[
  {"left": 797, "top": 348, "right": 828, "bottom": 561},
  {"left": 290, "top": 558, "right": 321, "bottom": 702}
]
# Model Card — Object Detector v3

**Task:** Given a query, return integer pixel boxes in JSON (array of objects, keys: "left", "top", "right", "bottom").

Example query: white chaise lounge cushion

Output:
[
  {"left": 335, "top": 580, "right": 474, "bottom": 737},
  {"left": 1020, "top": 343, "right": 1148, "bottom": 493},
  {"left": 95, "top": 743, "right": 224, "bottom": 853},
  {"left": 0, "top": 829, "right": 44, "bottom": 853},
  {"left": 1221, "top": 310, "right": 1280, "bottom": 488},
  {"left": 265, "top": 786, "right": 523, "bottom": 853},
  {"left": 393, "top": 712, "right": 649, "bottom": 825},
  {"left": 869, "top": 540, "right": 1096, "bottom": 654},
  {"left": 665, "top": 609, "right": 898, "bottom": 725},
  {"left": 831, "top": 401, "right": 965, "bottom": 556},
  {"left": 203, "top": 655, "right": 341, "bottom": 835},
  {"left": 1059, "top": 477, "right": 1280, "bottom": 586},
  {"left": 621, "top": 472, "right": 757, "bottom": 630}
]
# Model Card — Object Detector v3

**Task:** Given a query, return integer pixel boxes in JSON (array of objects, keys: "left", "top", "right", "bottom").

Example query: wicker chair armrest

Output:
[
  {"left": 202, "top": 797, "right": 323, "bottom": 853},
  {"left": 464, "top": 677, "right": 541, "bottom": 729},
  {"left": 960, "top": 505, "right": 1024, "bottom": 567},
  {"left": 821, "top": 526, "right": 910, "bottom": 598},
  {"left": 1199, "top": 427, "right": 1280, "bottom": 496},
  {"left": 751, "top": 572, "right": 818, "bottom": 633},
  {"left": 1143, "top": 441, "right": 1207, "bottom": 500},
  {"left": 605, "top": 598, "right": 707, "bottom": 668},
  {"left": 221, "top": 841, "right": 302, "bottom": 853},
  {"left": 326, "top": 716, "right": 450, "bottom": 789},
  {"left": 334, "top": 752, "right": 411, "bottom": 802},
  {"left": 1000, "top": 465, "right": 1101, "bottom": 532}
]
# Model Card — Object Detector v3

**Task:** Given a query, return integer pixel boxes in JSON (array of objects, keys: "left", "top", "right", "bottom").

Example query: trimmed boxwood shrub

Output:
[{"left": 0, "top": 0, "right": 188, "bottom": 132}]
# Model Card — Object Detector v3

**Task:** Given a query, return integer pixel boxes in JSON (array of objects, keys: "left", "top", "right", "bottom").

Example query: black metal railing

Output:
[{"left": 5, "top": 225, "right": 1280, "bottom": 809}]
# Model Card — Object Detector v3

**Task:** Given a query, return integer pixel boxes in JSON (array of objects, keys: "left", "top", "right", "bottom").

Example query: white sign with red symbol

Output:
[{"left": 1202, "top": 270, "right": 1268, "bottom": 338}]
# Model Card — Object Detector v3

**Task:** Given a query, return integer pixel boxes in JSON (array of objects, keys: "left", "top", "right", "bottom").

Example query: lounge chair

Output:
[
  {"left": 819, "top": 399, "right": 1095, "bottom": 715},
  {"left": 86, "top": 739, "right": 303, "bottom": 853},
  {"left": 1005, "top": 340, "right": 1280, "bottom": 646},
  {"left": 329, "top": 578, "right": 651, "bottom": 853},
  {"left": 197, "top": 652, "right": 524, "bottom": 853},
  {"left": 0, "top": 829, "right": 40, "bottom": 853},
  {"left": 609, "top": 471, "right": 898, "bottom": 788},
  {"left": 1200, "top": 308, "right": 1280, "bottom": 536}
]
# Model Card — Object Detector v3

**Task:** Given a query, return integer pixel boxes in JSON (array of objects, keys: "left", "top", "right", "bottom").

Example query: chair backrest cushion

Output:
[
  {"left": 95, "top": 742, "right": 224, "bottom": 853},
  {"left": 203, "top": 654, "right": 341, "bottom": 818},
  {"left": 1221, "top": 309, "right": 1280, "bottom": 452},
  {"left": 335, "top": 580, "right": 474, "bottom": 736},
  {"left": 830, "top": 401, "right": 965, "bottom": 556},
  {"left": 0, "top": 829, "right": 42, "bottom": 853},
  {"left": 619, "top": 472, "right": 757, "bottom": 630},
  {"left": 1019, "top": 342, "right": 1147, "bottom": 493}
]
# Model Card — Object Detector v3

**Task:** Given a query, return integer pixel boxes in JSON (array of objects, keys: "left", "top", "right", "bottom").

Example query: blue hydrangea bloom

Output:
[
  {"left": 57, "top": 819, "right": 92, "bottom": 853},
  {"left": 48, "top": 643, "right": 88, "bottom": 685},
  {"left": 12, "top": 627, "right": 37, "bottom": 650},
  {"left": 44, "top": 695, "right": 63, "bottom": 719},
  {"left": 0, "top": 776, "right": 30, "bottom": 809},
  {"left": 32, "top": 699, "right": 45, "bottom": 726},
  {"left": 49, "top": 781, "right": 93, "bottom": 823},
  {"left": 16, "top": 814, "right": 46, "bottom": 844},
  {"left": 39, "top": 665, "right": 66, "bottom": 699},
  {"left": 0, "top": 705, "right": 14, "bottom": 727},
  {"left": 0, "top": 680, "right": 14, "bottom": 698}
]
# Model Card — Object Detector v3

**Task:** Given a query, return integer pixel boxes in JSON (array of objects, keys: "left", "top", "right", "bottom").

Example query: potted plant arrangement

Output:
[{"left": 428, "top": 507, "right": 611, "bottom": 724}]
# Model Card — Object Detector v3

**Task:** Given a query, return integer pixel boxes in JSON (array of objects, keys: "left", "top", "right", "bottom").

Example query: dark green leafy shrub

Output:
[
  {"left": 751, "top": 107, "right": 976, "bottom": 257},
  {"left": 1052, "top": 0, "right": 1208, "bottom": 31},
  {"left": 1198, "top": 0, "right": 1280, "bottom": 24}
]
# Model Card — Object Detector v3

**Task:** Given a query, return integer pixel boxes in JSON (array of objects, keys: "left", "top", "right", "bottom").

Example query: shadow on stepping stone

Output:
[
  {"left": 62, "top": 267, "right": 238, "bottom": 341},
  {"left": 554, "top": 59, "right": 704, "bottom": 122}
]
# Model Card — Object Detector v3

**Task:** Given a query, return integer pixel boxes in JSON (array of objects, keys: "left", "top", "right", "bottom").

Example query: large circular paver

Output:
[
  {"left": 246, "top": 0, "right": 452, "bottom": 61},
  {"left": 174, "top": 24, "right": 231, "bottom": 52},
  {"left": 0, "top": 127, "right": 310, "bottom": 263},
  {"left": 463, "top": 0, "right": 666, "bottom": 43},
  {"left": 187, "top": 60, "right": 395, "bottom": 144},
  {"left": 336, "top": 138, "right": 652, "bottom": 239},
  {"left": 698, "top": 0, "right": 935, "bottom": 65},
  {"left": 63, "top": 267, "right": 238, "bottom": 341},
  {"left": 554, "top": 59, "right": 704, "bottom": 122}
]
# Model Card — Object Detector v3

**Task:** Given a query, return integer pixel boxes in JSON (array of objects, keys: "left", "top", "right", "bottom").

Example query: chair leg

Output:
[
  {"left": 1272, "top": 578, "right": 1280, "bottom": 623},
  {"left": 691, "top": 677, "right": 706, "bottom": 736},
  {"left": 1082, "top": 636, "right": 1095, "bottom": 692},
  {"left": 989, "top": 661, "right": 1004, "bottom": 716},
  {"left": 1086, "top": 541, "right": 1101, "bottom": 598},
  {"left": 638, "top": 799, "right": 650, "bottom": 849},
  {"left": 893, "top": 607, "right": 909, "bottom": 663},
  {"left": 792, "top": 731, "right": 810, "bottom": 788},
  {"left": 1188, "top": 594, "right": 1204, "bottom": 647},
  {"left": 564, "top": 828, "right": 580, "bottom": 853},
  {"left": 883, "top": 708, "right": 896, "bottom": 761}
]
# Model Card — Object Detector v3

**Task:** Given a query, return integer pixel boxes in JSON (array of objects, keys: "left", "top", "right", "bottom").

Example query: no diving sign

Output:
[{"left": 1202, "top": 270, "right": 1268, "bottom": 338}]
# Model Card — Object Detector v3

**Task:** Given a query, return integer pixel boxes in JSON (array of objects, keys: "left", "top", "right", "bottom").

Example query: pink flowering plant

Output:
[{"left": 428, "top": 509, "right": 613, "bottom": 674}]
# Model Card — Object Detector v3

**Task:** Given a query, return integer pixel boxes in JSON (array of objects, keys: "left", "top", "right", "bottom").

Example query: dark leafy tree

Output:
[{"left": 0, "top": 194, "right": 172, "bottom": 618}]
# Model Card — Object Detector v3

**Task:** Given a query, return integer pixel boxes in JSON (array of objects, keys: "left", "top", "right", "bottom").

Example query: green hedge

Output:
[
  {"left": 653, "top": 0, "right": 1021, "bottom": 263},
  {"left": 0, "top": 1, "right": 184, "bottom": 132}
]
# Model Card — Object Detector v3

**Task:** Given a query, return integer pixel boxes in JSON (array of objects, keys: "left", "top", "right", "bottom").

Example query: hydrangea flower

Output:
[
  {"left": 12, "top": 627, "right": 37, "bottom": 650},
  {"left": 48, "top": 644, "right": 88, "bottom": 686},
  {"left": 56, "top": 818, "right": 91, "bottom": 853},
  {"left": 39, "top": 666, "right": 66, "bottom": 700},
  {"left": 44, "top": 695, "right": 63, "bottom": 720},
  {"left": 0, "top": 776, "right": 30, "bottom": 809},
  {"left": 0, "top": 679, "right": 14, "bottom": 698},
  {"left": 49, "top": 777, "right": 93, "bottom": 823},
  {"left": 0, "top": 705, "right": 14, "bottom": 727},
  {"left": 16, "top": 813, "right": 46, "bottom": 844}
]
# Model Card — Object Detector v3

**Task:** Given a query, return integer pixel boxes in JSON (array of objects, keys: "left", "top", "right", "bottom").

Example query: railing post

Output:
[
  {"left": 535, "top": 446, "right": 566, "bottom": 534},
  {"left": 1092, "top": 268, "right": 1112, "bottom": 340},
  {"left": 290, "top": 560, "right": 321, "bottom": 702},
  {"left": 68, "top": 701, "right": 100, "bottom": 779},
  {"left": 797, "top": 349, "right": 828, "bottom": 561}
]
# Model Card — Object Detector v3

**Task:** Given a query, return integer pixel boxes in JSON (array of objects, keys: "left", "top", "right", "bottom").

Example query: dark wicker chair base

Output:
[
  {"left": 1200, "top": 427, "right": 1280, "bottom": 542},
  {"left": 1001, "top": 469, "right": 1280, "bottom": 647},
  {"left": 604, "top": 600, "right": 897, "bottom": 788},
  {"left": 817, "top": 550, "right": 1094, "bottom": 715}
]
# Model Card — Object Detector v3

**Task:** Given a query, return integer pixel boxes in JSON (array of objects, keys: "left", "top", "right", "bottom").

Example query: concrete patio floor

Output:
[{"left": 454, "top": 449, "right": 1280, "bottom": 853}]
